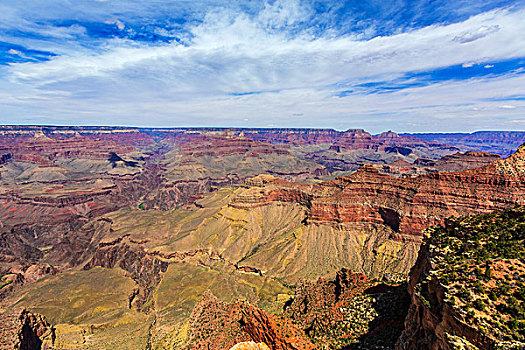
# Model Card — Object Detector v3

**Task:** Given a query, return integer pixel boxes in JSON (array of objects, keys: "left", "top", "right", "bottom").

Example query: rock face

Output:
[
  {"left": 308, "top": 161, "right": 524, "bottom": 235},
  {"left": 140, "top": 132, "right": 329, "bottom": 210},
  {"left": 378, "top": 151, "right": 502, "bottom": 177},
  {"left": 240, "top": 303, "right": 317, "bottom": 350},
  {"left": 330, "top": 130, "right": 436, "bottom": 152},
  {"left": 232, "top": 144, "right": 525, "bottom": 238},
  {"left": 221, "top": 128, "right": 437, "bottom": 151},
  {"left": 0, "top": 308, "right": 55, "bottom": 350},
  {"left": 230, "top": 342, "right": 271, "bottom": 350},
  {"left": 397, "top": 206, "right": 525, "bottom": 349},
  {"left": 0, "top": 128, "right": 161, "bottom": 229},
  {"left": 395, "top": 242, "right": 464, "bottom": 350},
  {"left": 83, "top": 241, "right": 170, "bottom": 311},
  {"left": 237, "top": 128, "right": 342, "bottom": 145},
  {"left": 0, "top": 125, "right": 509, "bottom": 230},
  {"left": 431, "top": 151, "right": 501, "bottom": 172}
]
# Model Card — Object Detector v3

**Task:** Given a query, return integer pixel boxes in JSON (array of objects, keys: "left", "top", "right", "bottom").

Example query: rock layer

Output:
[{"left": 232, "top": 144, "right": 525, "bottom": 237}]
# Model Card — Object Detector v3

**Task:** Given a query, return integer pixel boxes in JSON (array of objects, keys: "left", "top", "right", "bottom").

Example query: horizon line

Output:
[{"left": 1, "top": 124, "right": 524, "bottom": 135}]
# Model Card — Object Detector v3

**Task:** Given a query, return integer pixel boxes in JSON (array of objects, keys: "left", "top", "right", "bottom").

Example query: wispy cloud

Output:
[{"left": 453, "top": 24, "right": 500, "bottom": 43}]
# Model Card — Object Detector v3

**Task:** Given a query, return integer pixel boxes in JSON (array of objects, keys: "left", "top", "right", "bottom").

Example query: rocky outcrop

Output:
[
  {"left": 187, "top": 292, "right": 253, "bottom": 349},
  {"left": 84, "top": 242, "right": 169, "bottom": 311},
  {"left": 188, "top": 291, "right": 316, "bottom": 350},
  {"left": 283, "top": 269, "right": 409, "bottom": 349},
  {"left": 395, "top": 245, "right": 495, "bottom": 350},
  {"left": 378, "top": 151, "right": 502, "bottom": 177},
  {"left": 395, "top": 243, "right": 466, "bottom": 350},
  {"left": 185, "top": 269, "right": 410, "bottom": 350},
  {"left": 284, "top": 270, "right": 371, "bottom": 343},
  {"left": 0, "top": 153, "right": 12, "bottom": 166},
  {"left": 397, "top": 206, "right": 525, "bottom": 349},
  {"left": 240, "top": 303, "right": 317, "bottom": 350},
  {"left": 145, "top": 176, "right": 238, "bottom": 210},
  {"left": 431, "top": 151, "right": 501, "bottom": 172},
  {"left": 230, "top": 177, "right": 311, "bottom": 209},
  {"left": 329, "top": 129, "right": 375, "bottom": 151},
  {"left": 0, "top": 308, "right": 55, "bottom": 350}
]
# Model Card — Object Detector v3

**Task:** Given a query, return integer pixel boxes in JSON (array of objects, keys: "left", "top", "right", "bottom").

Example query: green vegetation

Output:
[{"left": 425, "top": 205, "right": 525, "bottom": 343}]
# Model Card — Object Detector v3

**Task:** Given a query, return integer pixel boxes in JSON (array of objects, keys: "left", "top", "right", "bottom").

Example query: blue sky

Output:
[{"left": 0, "top": 0, "right": 524, "bottom": 133}]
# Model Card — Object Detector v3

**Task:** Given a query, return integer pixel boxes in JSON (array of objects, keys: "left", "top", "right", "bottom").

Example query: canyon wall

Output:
[{"left": 232, "top": 143, "right": 525, "bottom": 238}]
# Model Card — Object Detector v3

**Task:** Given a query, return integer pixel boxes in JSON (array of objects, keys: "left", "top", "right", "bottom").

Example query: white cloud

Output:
[
  {"left": 8, "top": 7, "right": 525, "bottom": 88},
  {"left": 256, "top": 0, "right": 311, "bottom": 30},
  {"left": 499, "top": 105, "right": 517, "bottom": 109}
]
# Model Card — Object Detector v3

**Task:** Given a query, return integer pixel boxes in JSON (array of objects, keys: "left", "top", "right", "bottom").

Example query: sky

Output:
[{"left": 0, "top": 0, "right": 524, "bottom": 133}]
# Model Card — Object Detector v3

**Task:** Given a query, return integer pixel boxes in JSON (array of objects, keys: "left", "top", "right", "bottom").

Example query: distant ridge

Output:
[
  {"left": 403, "top": 131, "right": 525, "bottom": 157},
  {"left": 2, "top": 125, "right": 523, "bottom": 156}
]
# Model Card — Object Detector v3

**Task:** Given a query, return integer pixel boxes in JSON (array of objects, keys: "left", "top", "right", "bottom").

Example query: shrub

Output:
[{"left": 473, "top": 299, "right": 486, "bottom": 311}]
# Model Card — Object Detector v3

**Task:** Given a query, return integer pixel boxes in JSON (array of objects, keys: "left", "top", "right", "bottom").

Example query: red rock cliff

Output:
[{"left": 232, "top": 144, "right": 525, "bottom": 237}]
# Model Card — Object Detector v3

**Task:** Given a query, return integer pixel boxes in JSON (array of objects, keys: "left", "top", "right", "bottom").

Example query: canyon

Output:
[{"left": 0, "top": 126, "right": 524, "bottom": 349}]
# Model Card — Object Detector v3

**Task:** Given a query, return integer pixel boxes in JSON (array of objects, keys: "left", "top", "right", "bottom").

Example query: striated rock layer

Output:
[
  {"left": 377, "top": 151, "right": 502, "bottom": 177},
  {"left": 232, "top": 143, "right": 525, "bottom": 237},
  {"left": 0, "top": 126, "right": 523, "bottom": 349}
]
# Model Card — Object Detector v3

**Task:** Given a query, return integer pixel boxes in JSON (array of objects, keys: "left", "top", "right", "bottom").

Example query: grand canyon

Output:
[
  {"left": 2, "top": 1, "right": 525, "bottom": 348},
  {"left": 0, "top": 126, "right": 524, "bottom": 349}
]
